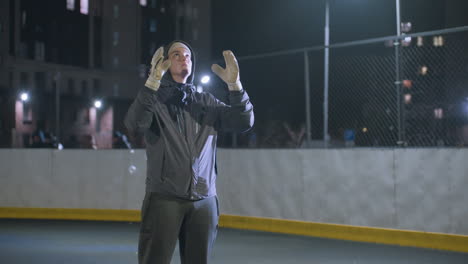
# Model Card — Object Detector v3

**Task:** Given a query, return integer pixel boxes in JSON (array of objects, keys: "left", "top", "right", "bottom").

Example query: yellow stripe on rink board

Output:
[
  {"left": 1, "top": 207, "right": 467, "bottom": 253},
  {"left": 0, "top": 207, "right": 141, "bottom": 222},
  {"left": 219, "top": 214, "right": 468, "bottom": 253}
]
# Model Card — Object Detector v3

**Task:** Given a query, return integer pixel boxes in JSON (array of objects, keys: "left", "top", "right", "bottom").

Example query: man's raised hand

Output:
[
  {"left": 211, "top": 50, "right": 243, "bottom": 91},
  {"left": 145, "top": 47, "right": 171, "bottom": 91}
]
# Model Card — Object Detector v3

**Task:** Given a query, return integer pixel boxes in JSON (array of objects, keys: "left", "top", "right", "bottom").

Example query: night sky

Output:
[{"left": 212, "top": 0, "right": 467, "bottom": 57}]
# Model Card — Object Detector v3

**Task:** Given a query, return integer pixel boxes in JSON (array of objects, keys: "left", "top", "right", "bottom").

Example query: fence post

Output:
[
  {"left": 304, "top": 51, "right": 312, "bottom": 147},
  {"left": 395, "top": 0, "right": 405, "bottom": 145},
  {"left": 323, "top": 0, "right": 330, "bottom": 147}
]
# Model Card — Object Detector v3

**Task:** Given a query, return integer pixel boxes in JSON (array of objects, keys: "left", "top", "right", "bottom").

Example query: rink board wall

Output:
[{"left": 0, "top": 148, "right": 467, "bottom": 252}]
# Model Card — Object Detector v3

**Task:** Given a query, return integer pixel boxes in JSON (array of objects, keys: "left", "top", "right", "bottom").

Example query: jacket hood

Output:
[{"left": 162, "top": 40, "right": 196, "bottom": 85}]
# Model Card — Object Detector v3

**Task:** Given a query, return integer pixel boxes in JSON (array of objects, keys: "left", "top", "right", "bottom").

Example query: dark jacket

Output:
[{"left": 124, "top": 41, "right": 254, "bottom": 200}]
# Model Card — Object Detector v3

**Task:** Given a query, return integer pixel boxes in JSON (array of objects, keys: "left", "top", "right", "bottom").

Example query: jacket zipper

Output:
[{"left": 180, "top": 105, "right": 195, "bottom": 199}]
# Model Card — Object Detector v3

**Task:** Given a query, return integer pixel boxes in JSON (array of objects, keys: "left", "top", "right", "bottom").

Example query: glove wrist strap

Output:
[
  {"left": 145, "top": 78, "right": 161, "bottom": 91},
  {"left": 227, "top": 80, "right": 243, "bottom": 92}
]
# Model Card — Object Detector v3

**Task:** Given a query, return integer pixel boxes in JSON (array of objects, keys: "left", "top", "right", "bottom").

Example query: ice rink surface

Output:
[{"left": 1, "top": 219, "right": 467, "bottom": 264}]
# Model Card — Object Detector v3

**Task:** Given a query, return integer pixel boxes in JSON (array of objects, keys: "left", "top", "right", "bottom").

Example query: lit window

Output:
[
  {"left": 113, "top": 57, "right": 119, "bottom": 67},
  {"left": 113, "top": 32, "right": 119, "bottom": 46},
  {"left": 149, "top": 19, "right": 157, "bottom": 32},
  {"left": 404, "top": 94, "right": 412, "bottom": 104},
  {"left": 66, "top": 0, "right": 75, "bottom": 10},
  {"left": 438, "top": 36, "right": 444, "bottom": 46},
  {"left": 113, "top": 5, "right": 119, "bottom": 18},
  {"left": 401, "top": 36, "right": 411, "bottom": 47},
  {"left": 434, "top": 108, "right": 443, "bottom": 119},
  {"left": 400, "top": 22, "right": 412, "bottom": 33},
  {"left": 402, "top": 80, "right": 412, "bottom": 89},
  {"left": 80, "top": 0, "right": 89, "bottom": 15},
  {"left": 419, "top": 66, "right": 428, "bottom": 75},
  {"left": 433, "top": 36, "right": 444, "bottom": 47},
  {"left": 417, "top": 37, "right": 423, "bottom": 47},
  {"left": 139, "top": 0, "right": 147, "bottom": 7}
]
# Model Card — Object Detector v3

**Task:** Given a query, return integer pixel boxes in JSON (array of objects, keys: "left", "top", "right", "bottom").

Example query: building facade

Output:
[{"left": 0, "top": 0, "right": 211, "bottom": 148}]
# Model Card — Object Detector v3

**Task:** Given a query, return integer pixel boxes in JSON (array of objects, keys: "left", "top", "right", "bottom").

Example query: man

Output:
[{"left": 124, "top": 40, "right": 254, "bottom": 264}]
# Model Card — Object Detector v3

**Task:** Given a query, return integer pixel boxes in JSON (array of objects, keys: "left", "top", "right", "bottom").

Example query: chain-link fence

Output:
[{"left": 231, "top": 27, "right": 468, "bottom": 148}]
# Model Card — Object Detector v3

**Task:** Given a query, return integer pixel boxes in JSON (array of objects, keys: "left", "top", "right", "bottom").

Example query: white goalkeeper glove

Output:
[
  {"left": 211, "top": 50, "right": 243, "bottom": 92},
  {"left": 145, "top": 47, "right": 171, "bottom": 91}
]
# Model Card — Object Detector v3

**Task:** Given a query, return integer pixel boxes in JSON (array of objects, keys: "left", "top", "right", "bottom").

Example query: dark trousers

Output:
[{"left": 138, "top": 193, "right": 219, "bottom": 264}]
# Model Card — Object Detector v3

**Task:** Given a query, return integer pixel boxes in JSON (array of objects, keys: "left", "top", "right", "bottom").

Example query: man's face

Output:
[{"left": 168, "top": 46, "right": 192, "bottom": 81}]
